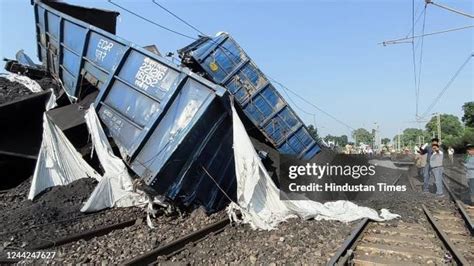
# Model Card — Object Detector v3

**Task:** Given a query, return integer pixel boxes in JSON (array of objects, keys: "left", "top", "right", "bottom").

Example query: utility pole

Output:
[
  {"left": 437, "top": 113, "right": 442, "bottom": 143},
  {"left": 432, "top": 112, "right": 442, "bottom": 143},
  {"left": 397, "top": 129, "right": 401, "bottom": 152}
]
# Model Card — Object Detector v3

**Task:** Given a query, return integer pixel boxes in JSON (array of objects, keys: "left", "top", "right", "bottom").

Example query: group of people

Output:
[{"left": 415, "top": 138, "right": 474, "bottom": 206}]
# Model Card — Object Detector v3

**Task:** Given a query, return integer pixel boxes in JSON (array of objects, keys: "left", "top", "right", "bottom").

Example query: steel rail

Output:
[
  {"left": 326, "top": 218, "right": 369, "bottom": 266},
  {"left": 422, "top": 204, "right": 469, "bottom": 265},
  {"left": 32, "top": 218, "right": 139, "bottom": 250},
  {"left": 392, "top": 173, "right": 403, "bottom": 186},
  {"left": 123, "top": 217, "right": 230, "bottom": 266},
  {"left": 442, "top": 178, "right": 474, "bottom": 235}
]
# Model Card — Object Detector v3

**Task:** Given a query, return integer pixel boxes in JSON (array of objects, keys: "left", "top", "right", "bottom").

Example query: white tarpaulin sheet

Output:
[
  {"left": 81, "top": 105, "right": 147, "bottom": 212},
  {"left": 0, "top": 73, "right": 43, "bottom": 93},
  {"left": 227, "top": 105, "right": 399, "bottom": 230},
  {"left": 28, "top": 93, "right": 101, "bottom": 200}
]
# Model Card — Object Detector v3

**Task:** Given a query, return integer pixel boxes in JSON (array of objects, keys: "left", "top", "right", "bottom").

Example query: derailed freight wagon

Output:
[
  {"left": 32, "top": 1, "right": 235, "bottom": 212},
  {"left": 179, "top": 33, "right": 322, "bottom": 160}
]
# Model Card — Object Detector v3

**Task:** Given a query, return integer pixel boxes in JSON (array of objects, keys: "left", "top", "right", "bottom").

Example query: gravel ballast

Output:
[{"left": 1, "top": 150, "right": 467, "bottom": 264}]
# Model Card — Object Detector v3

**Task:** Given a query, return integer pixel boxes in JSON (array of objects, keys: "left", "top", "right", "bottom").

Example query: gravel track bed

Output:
[
  {"left": 2, "top": 154, "right": 464, "bottom": 264},
  {"left": 160, "top": 219, "right": 357, "bottom": 265},
  {"left": 1, "top": 178, "right": 149, "bottom": 254},
  {"left": 49, "top": 208, "right": 227, "bottom": 264},
  {"left": 158, "top": 165, "right": 407, "bottom": 264},
  {"left": 0, "top": 175, "right": 226, "bottom": 264}
]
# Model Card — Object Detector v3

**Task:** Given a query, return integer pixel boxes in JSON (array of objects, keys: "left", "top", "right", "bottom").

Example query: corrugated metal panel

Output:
[
  {"left": 33, "top": 1, "right": 235, "bottom": 212},
  {"left": 179, "top": 33, "right": 321, "bottom": 160}
]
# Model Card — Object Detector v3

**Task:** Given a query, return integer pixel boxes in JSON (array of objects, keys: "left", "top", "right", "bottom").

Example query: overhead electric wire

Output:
[
  {"left": 427, "top": 0, "right": 474, "bottom": 19},
  {"left": 406, "top": 1, "right": 427, "bottom": 38},
  {"left": 411, "top": 0, "right": 419, "bottom": 117},
  {"left": 416, "top": 5, "right": 428, "bottom": 118},
  {"left": 268, "top": 77, "right": 355, "bottom": 131},
  {"left": 420, "top": 53, "right": 473, "bottom": 118},
  {"left": 380, "top": 25, "right": 474, "bottom": 45},
  {"left": 107, "top": 0, "right": 197, "bottom": 40},
  {"left": 278, "top": 83, "right": 319, "bottom": 117},
  {"left": 110, "top": 0, "right": 356, "bottom": 132},
  {"left": 151, "top": 0, "right": 207, "bottom": 36}
]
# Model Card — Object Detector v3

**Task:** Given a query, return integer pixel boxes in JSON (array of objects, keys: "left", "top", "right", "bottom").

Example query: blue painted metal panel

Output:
[
  {"left": 85, "top": 33, "right": 127, "bottom": 74},
  {"left": 32, "top": 1, "right": 235, "bottom": 212},
  {"left": 179, "top": 33, "right": 321, "bottom": 159},
  {"left": 63, "top": 21, "right": 87, "bottom": 54}
]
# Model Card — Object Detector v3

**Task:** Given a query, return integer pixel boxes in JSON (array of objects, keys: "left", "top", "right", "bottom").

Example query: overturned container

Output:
[
  {"left": 179, "top": 33, "right": 322, "bottom": 160},
  {"left": 32, "top": 1, "right": 236, "bottom": 212}
]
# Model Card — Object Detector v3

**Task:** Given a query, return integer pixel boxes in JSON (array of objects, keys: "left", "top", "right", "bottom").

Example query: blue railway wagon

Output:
[
  {"left": 32, "top": 1, "right": 236, "bottom": 212},
  {"left": 179, "top": 33, "right": 322, "bottom": 160}
]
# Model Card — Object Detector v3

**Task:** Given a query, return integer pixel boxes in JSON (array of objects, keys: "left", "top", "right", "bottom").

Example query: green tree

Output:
[
  {"left": 352, "top": 128, "right": 373, "bottom": 145},
  {"left": 462, "top": 102, "right": 474, "bottom": 127},
  {"left": 401, "top": 128, "right": 425, "bottom": 146},
  {"left": 381, "top": 138, "right": 391, "bottom": 145},
  {"left": 443, "top": 127, "right": 474, "bottom": 149},
  {"left": 307, "top": 124, "right": 320, "bottom": 142},
  {"left": 338, "top": 135, "right": 349, "bottom": 146},
  {"left": 425, "top": 114, "right": 463, "bottom": 140},
  {"left": 324, "top": 134, "right": 348, "bottom": 146}
]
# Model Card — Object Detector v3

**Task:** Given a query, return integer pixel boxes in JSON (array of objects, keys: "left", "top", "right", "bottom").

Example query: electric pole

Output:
[
  {"left": 397, "top": 129, "right": 401, "bottom": 152},
  {"left": 437, "top": 113, "right": 441, "bottom": 143}
]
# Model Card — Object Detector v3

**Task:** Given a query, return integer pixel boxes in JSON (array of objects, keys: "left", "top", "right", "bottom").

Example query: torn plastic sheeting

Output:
[
  {"left": 28, "top": 93, "right": 101, "bottom": 200},
  {"left": 227, "top": 104, "right": 399, "bottom": 230},
  {"left": 0, "top": 73, "right": 43, "bottom": 93},
  {"left": 81, "top": 105, "right": 147, "bottom": 213}
]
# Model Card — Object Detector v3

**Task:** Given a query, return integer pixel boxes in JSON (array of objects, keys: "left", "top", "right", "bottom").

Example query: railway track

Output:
[
  {"left": 328, "top": 206, "right": 471, "bottom": 265},
  {"left": 31, "top": 218, "right": 140, "bottom": 250},
  {"left": 329, "top": 171, "right": 473, "bottom": 265},
  {"left": 0, "top": 215, "right": 141, "bottom": 264},
  {"left": 443, "top": 173, "right": 474, "bottom": 235},
  {"left": 123, "top": 217, "right": 230, "bottom": 265}
]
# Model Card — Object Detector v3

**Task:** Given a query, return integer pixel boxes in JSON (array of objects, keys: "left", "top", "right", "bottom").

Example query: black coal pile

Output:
[
  {"left": 0, "top": 77, "right": 34, "bottom": 104},
  {"left": 0, "top": 178, "right": 97, "bottom": 249},
  {"left": 35, "top": 76, "right": 60, "bottom": 96},
  {"left": 0, "top": 176, "right": 33, "bottom": 210}
]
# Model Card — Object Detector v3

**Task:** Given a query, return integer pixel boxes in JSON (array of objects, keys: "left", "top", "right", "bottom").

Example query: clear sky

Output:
[{"left": 1, "top": 0, "right": 472, "bottom": 140}]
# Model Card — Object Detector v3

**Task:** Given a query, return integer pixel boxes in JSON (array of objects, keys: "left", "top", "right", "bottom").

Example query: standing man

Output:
[
  {"left": 465, "top": 144, "right": 474, "bottom": 206},
  {"left": 448, "top": 146, "right": 455, "bottom": 165},
  {"left": 420, "top": 138, "right": 439, "bottom": 193},
  {"left": 430, "top": 143, "right": 444, "bottom": 197},
  {"left": 415, "top": 147, "right": 427, "bottom": 178}
]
